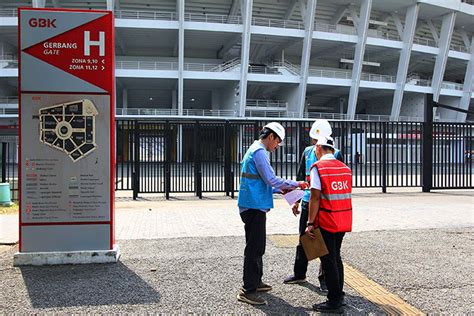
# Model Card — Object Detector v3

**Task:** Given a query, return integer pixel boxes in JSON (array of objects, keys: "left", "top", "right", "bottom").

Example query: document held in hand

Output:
[
  {"left": 283, "top": 189, "right": 306, "bottom": 205},
  {"left": 300, "top": 228, "right": 329, "bottom": 260}
]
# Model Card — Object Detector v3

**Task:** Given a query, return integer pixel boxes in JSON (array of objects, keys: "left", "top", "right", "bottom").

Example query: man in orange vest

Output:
[{"left": 306, "top": 135, "right": 352, "bottom": 313}]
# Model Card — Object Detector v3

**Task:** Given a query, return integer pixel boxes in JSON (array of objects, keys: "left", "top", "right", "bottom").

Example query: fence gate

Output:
[{"left": 431, "top": 122, "right": 473, "bottom": 189}]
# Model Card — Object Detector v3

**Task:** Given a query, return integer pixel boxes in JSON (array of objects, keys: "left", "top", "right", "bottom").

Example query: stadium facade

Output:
[{"left": 0, "top": 0, "right": 473, "bottom": 126}]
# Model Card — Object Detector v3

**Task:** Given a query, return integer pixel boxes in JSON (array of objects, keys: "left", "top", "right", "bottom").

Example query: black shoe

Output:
[
  {"left": 237, "top": 292, "right": 267, "bottom": 305},
  {"left": 312, "top": 301, "right": 344, "bottom": 313},
  {"left": 319, "top": 280, "right": 328, "bottom": 293},
  {"left": 257, "top": 282, "right": 272, "bottom": 292},
  {"left": 283, "top": 275, "right": 307, "bottom": 284}
]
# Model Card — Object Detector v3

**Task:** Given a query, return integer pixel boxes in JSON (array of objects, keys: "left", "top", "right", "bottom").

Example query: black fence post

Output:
[
  {"left": 165, "top": 121, "right": 171, "bottom": 200},
  {"left": 422, "top": 97, "right": 433, "bottom": 192},
  {"left": 194, "top": 121, "right": 202, "bottom": 199},
  {"left": 230, "top": 170, "right": 235, "bottom": 199},
  {"left": 224, "top": 121, "right": 231, "bottom": 196},
  {"left": 1, "top": 142, "right": 6, "bottom": 183},
  {"left": 133, "top": 121, "right": 140, "bottom": 200},
  {"left": 382, "top": 122, "right": 387, "bottom": 193}
]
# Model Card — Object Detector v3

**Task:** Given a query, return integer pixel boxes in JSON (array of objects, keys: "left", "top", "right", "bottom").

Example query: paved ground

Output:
[{"left": 0, "top": 188, "right": 473, "bottom": 314}]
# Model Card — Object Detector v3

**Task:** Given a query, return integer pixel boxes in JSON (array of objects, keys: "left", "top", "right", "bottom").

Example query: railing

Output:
[
  {"left": 368, "top": 31, "right": 400, "bottom": 41},
  {"left": 314, "top": 22, "right": 357, "bottom": 35},
  {"left": 273, "top": 60, "right": 300, "bottom": 75},
  {"left": 413, "top": 37, "right": 437, "bottom": 47},
  {"left": 246, "top": 99, "right": 288, "bottom": 109},
  {"left": 360, "top": 72, "right": 396, "bottom": 83},
  {"left": 114, "top": 10, "right": 176, "bottom": 21},
  {"left": 0, "top": 97, "right": 18, "bottom": 105},
  {"left": 0, "top": 59, "right": 18, "bottom": 68},
  {"left": 184, "top": 58, "right": 240, "bottom": 72},
  {"left": 0, "top": 108, "right": 19, "bottom": 115},
  {"left": 117, "top": 108, "right": 238, "bottom": 117},
  {"left": 0, "top": 9, "right": 17, "bottom": 17},
  {"left": 441, "top": 82, "right": 464, "bottom": 91},
  {"left": 184, "top": 13, "right": 241, "bottom": 24},
  {"left": 252, "top": 17, "right": 305, "bottom": 30},
  {"left": 406, "top": 78, "right": 431, "bottom": 87},
  {"left": 450, "top": 43, "right": 469, "bottom": 53},
  {"left": 308, "top": 68, "right": 352, "bottom": 79},
  {"left": 115, "top": 60, "right": 178, "bottom": 70},
  {"left": 248, "top": 64, "right": 280, "bottom": 74},
  {"left": 406, "top": 78, "right": 464, "bottom": 91}
]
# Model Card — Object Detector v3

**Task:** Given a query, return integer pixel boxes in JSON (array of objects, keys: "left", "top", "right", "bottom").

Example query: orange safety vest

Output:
[{"left": 310, "top": 158, "right": 352, "bottom": 233}]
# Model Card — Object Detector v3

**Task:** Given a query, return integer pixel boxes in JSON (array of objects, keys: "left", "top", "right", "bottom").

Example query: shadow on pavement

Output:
[{"left": 19, "top": 262, "right": 160, "bottom": 308}]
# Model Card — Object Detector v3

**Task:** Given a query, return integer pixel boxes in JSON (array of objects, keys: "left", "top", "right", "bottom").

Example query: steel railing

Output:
[
  {"left": 273, "top": 60, "right": 300, "bottom": 75},
  {"left": 360, "top": 72, "right": 396, "bottom": 83},
  {"left": 116, "top": 108, "right": 238, "bottom": 117},
  {"left": 314, "top": 22, "right": 357, "bottom": 35},
  {"left": 114, "top": 10, "right": 177, "bottom": 21},
  {"left": 450, "top": 43, "right": 469, "bottom": 53},
  {"left": 246, "top": 99, "right": 288, "bottom": 108},
  {"left": 413, "top": 37, "right": 437, "bottom": 47},
  {"left": 308, "top": 68, "right": 352, "bottom": 79},
  {"left": 0, "top": 9, "right": 17, "bottom": 17},
  {"left": 0, "top": 96, "right": 18, "bottom": 105},
  {"left": 252, "top": 17, "right": 304, "bottom": 30},
  {"left": 184, "top": 13, "right": 241, "bottom": 24},
  {"left": 115, "top": 60, "right": 178, "bottom": 70}
]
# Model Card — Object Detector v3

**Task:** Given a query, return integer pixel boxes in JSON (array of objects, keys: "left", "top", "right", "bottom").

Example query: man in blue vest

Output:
[
  {"left": 283, "top": 119, "right": 343, "bottom": 291},
  {"left": 237, "top": 122, "right": 308, "bottom": 305}
]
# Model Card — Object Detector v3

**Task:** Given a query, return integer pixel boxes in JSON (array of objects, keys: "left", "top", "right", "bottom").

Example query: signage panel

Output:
[{"left": 18, "top": 8, "right": 115, "bottom": 253}]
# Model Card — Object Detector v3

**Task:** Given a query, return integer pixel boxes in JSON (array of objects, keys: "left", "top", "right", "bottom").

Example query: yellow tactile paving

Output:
[
  {"left": 345, "top": 265, "right": 425, "bottom": 315},
  {"left": 270, "top": 234, "right": 425, "bottom": 315}
]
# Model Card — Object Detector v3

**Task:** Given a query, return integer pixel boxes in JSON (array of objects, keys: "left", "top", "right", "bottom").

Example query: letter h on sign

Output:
[{"left": 84, "top": 31, "right": 105, "bottom": 56}]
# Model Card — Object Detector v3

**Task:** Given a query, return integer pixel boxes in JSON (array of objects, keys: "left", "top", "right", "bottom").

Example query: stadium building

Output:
[{"left": 0, "top": 0, "right": 473, "bottom": 125}]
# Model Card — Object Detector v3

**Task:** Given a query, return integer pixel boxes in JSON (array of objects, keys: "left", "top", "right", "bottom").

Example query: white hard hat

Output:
[
  {"left": 316, "top": 135, "right": 335, "bottom": 149},
  {"left": 309, "top": 119, "right": 332, "bottom": 140},
  {"left": 264, "top": 122, "right": 285, "bottom": 141}
]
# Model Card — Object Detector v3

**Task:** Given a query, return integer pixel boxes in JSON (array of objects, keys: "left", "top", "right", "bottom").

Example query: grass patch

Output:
[{"left": 0, "top": 202, "right": 18, "bottom": 215}]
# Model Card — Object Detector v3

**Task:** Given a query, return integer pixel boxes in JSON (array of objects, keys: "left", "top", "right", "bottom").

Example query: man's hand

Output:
[
  {"left": 305, "top": 225, "right": 315, "bottom": 238},
  {"left": 298, "top": 181, "right": 309, "bottom": 190},
  {"left": 292, "top": 202, "right": 300, "bottom": 216}
]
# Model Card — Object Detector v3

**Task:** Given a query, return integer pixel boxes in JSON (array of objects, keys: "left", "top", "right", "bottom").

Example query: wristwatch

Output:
[{"left": 306, "top": 222, "right": 314, "bottom": 227}]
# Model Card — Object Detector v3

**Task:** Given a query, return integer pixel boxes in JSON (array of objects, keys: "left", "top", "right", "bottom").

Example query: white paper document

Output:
[{"left": 283, "top": 189, "right": 306, "bottom": 205}]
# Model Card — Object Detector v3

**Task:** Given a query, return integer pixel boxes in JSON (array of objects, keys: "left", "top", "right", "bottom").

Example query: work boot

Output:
[
  {"left": 283, "top": 275, "right": 307, "bottom": 284},
  {"left": 237, "top": 291, "right": 267, "bottom": 305},
  {"left": 312, "top": 300, "right": 344, "bottom": 313},
  {"left": 257, "top": 282, "right": 272, "bottom": 292}
]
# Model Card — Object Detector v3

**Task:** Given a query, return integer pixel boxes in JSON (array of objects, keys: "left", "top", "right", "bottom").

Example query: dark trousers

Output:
[
  {"left": 240, "top": 209, "right": 266, "bottom": 294},
  {"left": 319, "top": 227, "right": 345, "bottom": 303},
  {"left": 294, "top": 201, "right": 325, "bottom": 285}
]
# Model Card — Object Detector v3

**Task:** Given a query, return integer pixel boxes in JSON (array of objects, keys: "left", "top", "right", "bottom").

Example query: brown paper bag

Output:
[{"left": 300, "top": 228, "right": 329, "bottom": 261}]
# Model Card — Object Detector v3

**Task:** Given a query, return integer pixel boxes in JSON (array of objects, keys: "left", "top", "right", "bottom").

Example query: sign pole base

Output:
[{"left": 13, "top": 244, "right": 120, "bottom": 266}]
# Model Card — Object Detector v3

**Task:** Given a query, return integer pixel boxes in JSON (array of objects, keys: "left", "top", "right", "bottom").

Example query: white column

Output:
[
  {"left": 238, "top": 0, "right": 253, "bottom": 117},
  {"left": 390, "top": 4, "right": 419, "bottom": 121},
  {"left": 32, "top": 0, "right": 46, "bottom": 8},
  {"left": 347, "top": 0, "right": 372, "bottom": 120},
  {"left": 432, "top": 12, "right": 456, "bottom": 102},
  {"left": 457, "top": 36, "right": 474, "bottom": 122},
  {"left": 296, "top": 0, "right": 317, "bottom": 117},
  {"left": 178, "top": 0, "right": 185, "bottom": 116}
]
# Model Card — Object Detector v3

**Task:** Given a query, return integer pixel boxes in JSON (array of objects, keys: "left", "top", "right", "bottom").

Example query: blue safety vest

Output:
[
  {"left": 238, "top": 141, "right": 274, "bottom": 210},
  {"left": 302, "top": 146, "right": 342, "bottom": 202}
]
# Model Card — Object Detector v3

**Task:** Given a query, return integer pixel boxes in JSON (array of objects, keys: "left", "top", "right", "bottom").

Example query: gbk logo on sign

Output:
[
  {"left": 331, "top": 181, "right": 349, "bottom": 191},
  {"left": 29, "top": 18, "right": 56, "bottom": 28}
]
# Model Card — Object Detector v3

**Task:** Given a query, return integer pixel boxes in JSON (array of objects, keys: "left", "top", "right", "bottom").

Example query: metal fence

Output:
[
  {"left": 1, "top": 119, "right": 472, "bottom": 201},
  {"left": 0, "top": 141, "right": 18, "bottom": 201},
  {"left": 115, "top": 119, "right": 473, "bottom": 199}
]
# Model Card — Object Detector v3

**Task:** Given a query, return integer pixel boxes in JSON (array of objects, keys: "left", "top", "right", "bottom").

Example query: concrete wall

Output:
[
  {"left": 219, "top": 82, "right": 239, "bottom": 111},
  {"left": 436, "top": 95, "right": 461, "bottom": 121},
  {"left": 400, "top": 93, "right": 426, "bottom": 118}
]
